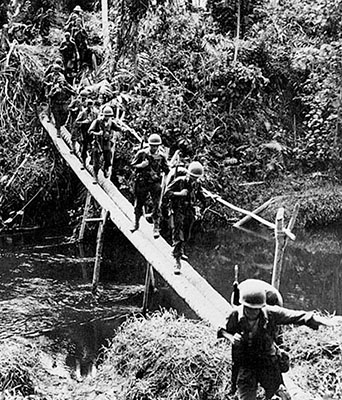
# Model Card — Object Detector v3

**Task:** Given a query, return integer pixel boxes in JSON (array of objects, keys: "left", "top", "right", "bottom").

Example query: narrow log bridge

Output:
[{"left": 40, "top": 114, "right": 318, "bottom": 400}]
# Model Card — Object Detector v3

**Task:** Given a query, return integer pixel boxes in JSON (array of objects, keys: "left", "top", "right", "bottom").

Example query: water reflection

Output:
[{"left": 187, "top": 225, "right": 342, "bottom": 314}]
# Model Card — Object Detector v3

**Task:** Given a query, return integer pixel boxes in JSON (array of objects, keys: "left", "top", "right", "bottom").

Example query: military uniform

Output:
[
  {"left": 164, "top": 174, "right": 206, "bottom": 261},
  {"left": 219, "top": 305, "right": 323, "bottom": 400},
  {"left": 59, "top": 34, "right": 79, "bottom": 83},
  {"left": 131, "top": 146, "right": 169, "bottom": 233},
  {"left": 75, "top": 103, "right": 98, "bottom": 164},
  {"left": 88, "top": 116, "right": 121, "bottom": 179},
  {"left": 48, "top": 77, "right": 75, "bottom": 135}
]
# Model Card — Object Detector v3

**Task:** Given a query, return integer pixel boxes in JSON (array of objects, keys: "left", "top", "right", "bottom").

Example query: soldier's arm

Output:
[
  {"left": 162, "top": 155, "right": 170, "bottom": 174},
  {"left": 269, "top": 306, "right": 334, "bottom": 330},
  {"left": 88, "top": 119, "right": 99, "bottom": 135},
  {"left": 164, "top": 177, "right": 186, "bottom": 198},
  {"left": 132, "top": 151, "right": 149, "bottom": 169},
  {"left": 217, "top": 310, "right": 241, "bottom": 345}
]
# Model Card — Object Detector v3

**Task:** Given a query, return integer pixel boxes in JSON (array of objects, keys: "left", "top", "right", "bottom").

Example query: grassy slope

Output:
[{"left": 1, "top": 310, "right": 341, "bottom": 399}]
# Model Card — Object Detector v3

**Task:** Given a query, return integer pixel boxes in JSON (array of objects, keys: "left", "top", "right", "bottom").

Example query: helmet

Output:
[
  {"left": 55, "top": 57, "right": 64, "bottom": 66},
  {"left": 148, "top": 133, "right": 162, "bottom": 145},
  {"left": 52, "top": 64, "right": 63, "bottom": 72},
  {"left": 239, "top": 279, "right": 267, "bottom": 309},
  {"left": 74, "top": 5, "right": 82, "bottom": 12},
  {"left": 187, "top": 161, "right": 203, "bottom": 178},
  {"left": 79, "top": 89, "right": 90, "bottom": 97},
  {"left": 102, "top": 105, "right": 114, "bottom": 116}
]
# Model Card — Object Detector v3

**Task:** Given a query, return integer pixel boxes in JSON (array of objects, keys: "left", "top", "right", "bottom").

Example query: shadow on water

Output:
[{"left": 1, "top": 222, "right": 342, "bottom": 377}]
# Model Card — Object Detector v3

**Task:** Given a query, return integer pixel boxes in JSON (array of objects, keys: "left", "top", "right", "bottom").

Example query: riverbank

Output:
[{"left": 2, "top": 310, "right": 341, "bottom": 399}]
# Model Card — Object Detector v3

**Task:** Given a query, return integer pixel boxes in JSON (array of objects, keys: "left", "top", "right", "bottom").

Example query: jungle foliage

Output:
[
  {"left": 109, "top": 0, "right": 342, "bottom": 189},
  {"left": 2, "top": 0, "right": 342, "bottom": 227}
]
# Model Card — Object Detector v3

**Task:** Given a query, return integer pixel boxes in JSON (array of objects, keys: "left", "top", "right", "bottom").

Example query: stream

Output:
[{"left": 0, "top": 222, "right": 341, "bottom": 377}]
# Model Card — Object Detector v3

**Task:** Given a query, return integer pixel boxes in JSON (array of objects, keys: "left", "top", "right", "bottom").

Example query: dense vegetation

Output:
[{"left": 2, "top": 0, "right": 342, "bottom": 228}]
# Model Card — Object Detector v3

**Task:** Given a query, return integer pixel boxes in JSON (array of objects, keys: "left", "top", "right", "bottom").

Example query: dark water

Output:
[{"left": 0, "top": 223, "right": 341, "bottom": 377}]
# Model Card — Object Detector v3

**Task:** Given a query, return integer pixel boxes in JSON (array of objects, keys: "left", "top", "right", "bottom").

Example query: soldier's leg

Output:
[
  {"left": 131, "top": 181, "right": 148, "bottom": 231},
  {"left": 92, "top": 148, "right": 101, "bottom": 183},
  {"left": 236, "top": 366, "right": 258, "bottom": 400},
  {"left": 80, "top": 129, "right": 88, "bottom": 166},
  {"left": 171, "top": 211, "right": 185, "bottom": 274},
  {"left": 150, "top": 182, "right": 162, "bottom": 238},
  {"left": 103, "top": 150, "right": 111, "bottom": 178},
  {"left": 52, "top": 106, "right": 62, "bottom": 136},
  {"left": 258, "top": 361, "right": 284, "bottom": 400}
]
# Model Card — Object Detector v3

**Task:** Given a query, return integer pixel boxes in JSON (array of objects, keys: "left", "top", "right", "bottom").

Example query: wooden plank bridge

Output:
[{"left": 40, "top": 113, "right": 318, "bottom": 400}]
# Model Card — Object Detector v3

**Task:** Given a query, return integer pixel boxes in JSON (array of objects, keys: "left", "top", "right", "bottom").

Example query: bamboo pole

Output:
[
  {"left": 101, "top": 0, "right": 110, "bottom": 51},
  {"left": 271, "top": 208, "right": 286, "bottom": 290},
  {"left": 233, "top": 197, "right": 275, "bottom": 228},
  {"left": 78, "top": 191, "right": 92, "bottom": 242},
  {"left": 92, "top": 208, "right": 108, "bottom": 294},
  {"left": 142, "top": 262, "right": 155, "bottom": 315},
  {"left": 233, "top": 0, "right": 241, "bottom": 64},
  {"left": 204, "top": 189, "right": 295, "bottom": 240}
]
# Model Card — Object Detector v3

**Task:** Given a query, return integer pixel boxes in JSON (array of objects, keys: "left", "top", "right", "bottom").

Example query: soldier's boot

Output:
[
  {"left": 93, "top": 168, "right": 99, "bottom": 184},
  {"left": 130, "top": 215, "right": 140, "bottom": 232},
  {"left": 71, "top": 140, "right": 77, "bottom": 154},
  {"left": 103, "top": 168, "right": 109, "bottom": 179},
  {"left": 56, "top": 127, "right": 61, "bottom": 138},
  {"left": 173, "top": 257, "right": 181, "bottom": 275},
  {"left": 272, "top": 385, "right": 291, "bottom": 400},
  {"left": 153, "top": 219, "right": 160, "bottom": 239}
]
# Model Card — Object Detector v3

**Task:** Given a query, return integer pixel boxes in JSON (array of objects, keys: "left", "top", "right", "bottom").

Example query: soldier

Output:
[
  {"left": 67, "top": 88, "right": 90, "bottom": 153},
  {"left": 74, "top": 98, "right": 98, "bottom": 167},
  {"left": 59, "top": 31, "right": 79, "bottom": 83},
  {"left": 88, "top": 105, "right": 122, "bottom": 182},
  {"left": 164, "top": 161, "right": 206, "bottom": 274},
  {"left": 65, "top": 5, "right": 85, "bottom": 33},
  {"left": 39, "top": 8, "right": 53, "bottom": 45},
  {"left": 44, "top": 62, "right": 65, "bottom": 121},
  {"left": 72, "top": 21, "right": 88, "bottom": 67},
  {"left": 217, "top": 280, "right": 335, "bottom": 400},
  {"left": 131, "top": 134, "right": 169, "bottom": 238},
  {"left": 48, "top": 73, "right": 75, "bottom": 137}
]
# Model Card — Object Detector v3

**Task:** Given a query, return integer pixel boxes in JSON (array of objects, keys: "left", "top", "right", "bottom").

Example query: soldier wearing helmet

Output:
[
  {"left": 131, "top": 133, "right": 169, "bottom": 238},
  {"left": 218, "top": 279, "right": 335, "bottom": 400},
  {"left": 164, "top": 160, "right": 206, "bottom": 274},
  {"left": 74, "top": 98, "right": 97, "bottom": 167},
  {"left": 88, "top": 105, "right": 122, "bottom": 182},
  {"left": 59, "top": 31, "right": 79, "bottom": 84},
  {"left": 67, "top": 88, "right": 91, "bottom": 153},
  {"left": 44, "top": 61, "right": 66, "bottom": 120},
  {"left": 66, "top": 5, "right": 85, "bottom": 36},
  {"left": 47, "top": 73, "right": 75, "bottom": 137}
]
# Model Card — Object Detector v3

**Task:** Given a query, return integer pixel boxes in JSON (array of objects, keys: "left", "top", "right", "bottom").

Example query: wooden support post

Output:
[
  {"left": 78, "top": 191, "right": 92, "bottom": 242},
  {"left": 271, "top": 208, "right": 286, "bottom": 290},
  {"left": 92, "top": 208, "right": 108, "bottom": 294},
  {"left": 142, "top": 262, "right": 155, "bottom": 315},
  {"left": 233, "top": 197, "right": 275, "bottom": 228}
]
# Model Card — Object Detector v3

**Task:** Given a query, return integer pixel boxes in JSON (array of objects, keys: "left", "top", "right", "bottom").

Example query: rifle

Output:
[
  {"left": 232, "top": 265, "right": 240, "bottom": 306},
  {"left": 158, "top": 149, "right": 180, "bottom": 209}
]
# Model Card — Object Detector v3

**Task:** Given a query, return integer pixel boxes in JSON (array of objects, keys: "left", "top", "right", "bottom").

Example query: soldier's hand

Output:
[
  {"left": 232, "top": 333, "right": 243, "bottom": 345},
  {"left": 178, "top": 188, "right": 188, "bottom": 197},
  {"left": 140, "top": 159, "right": 149, "bottom": 168}
]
